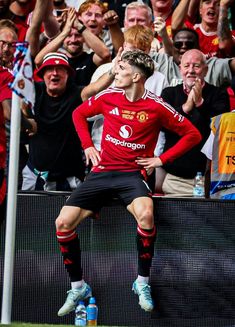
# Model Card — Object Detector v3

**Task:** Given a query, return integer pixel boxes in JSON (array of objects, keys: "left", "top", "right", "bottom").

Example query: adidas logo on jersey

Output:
[{"left": 109, "top": 107, "right": 119, "bottom": 115}]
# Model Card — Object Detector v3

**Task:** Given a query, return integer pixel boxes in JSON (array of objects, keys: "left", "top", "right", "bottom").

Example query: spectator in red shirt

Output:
[
  {"left": 0, "top": 19, "right": 15, "bottom": 224},
  {"left": 176, "top": 0, "right": 235, "bottom": 58},
  {"left": 3, "top": 0, "right": 36, "bottom": 41}
]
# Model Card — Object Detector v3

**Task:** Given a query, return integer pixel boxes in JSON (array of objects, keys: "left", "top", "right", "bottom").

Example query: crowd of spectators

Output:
[{"left": 0, "top": 0, "right": 235, "bottom": 219}]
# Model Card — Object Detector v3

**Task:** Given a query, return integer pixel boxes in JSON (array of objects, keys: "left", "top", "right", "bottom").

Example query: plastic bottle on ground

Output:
[
  {"left": 87, "top": 297, "right": 98, "bottom": 326},
  {"left": 75, "top": 300, "right": 87, "bottom": 326}
]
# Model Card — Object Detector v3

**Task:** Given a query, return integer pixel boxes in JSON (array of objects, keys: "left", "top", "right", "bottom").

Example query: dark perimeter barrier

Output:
[{"left": 1, "top": 193, "right": 235, "bottom": 327}]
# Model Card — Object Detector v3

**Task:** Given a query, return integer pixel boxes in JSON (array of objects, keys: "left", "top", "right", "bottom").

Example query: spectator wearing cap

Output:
[
  {"left": 34, "top": 8, "right": 111, "bottom": 87},
  {"left": 21, "top": 52, "right": 86, "bottom": 191}
]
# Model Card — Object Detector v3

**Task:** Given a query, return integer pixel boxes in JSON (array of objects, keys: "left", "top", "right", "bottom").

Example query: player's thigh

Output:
[{"left": 127, "top": 196, "right": 154, "bottom": 229}]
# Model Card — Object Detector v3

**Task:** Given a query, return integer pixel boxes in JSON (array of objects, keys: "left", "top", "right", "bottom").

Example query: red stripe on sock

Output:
[{"left": 56, "top": 230, "right": 77, "bottom": 242}]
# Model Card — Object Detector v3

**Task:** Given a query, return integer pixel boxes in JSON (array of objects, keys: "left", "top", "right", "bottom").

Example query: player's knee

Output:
[
  {"left": 137, "top": 208, "right": 154, "bottom": 229},
  {"left": 55, "top": 214, "right": 72, "bottom": 232}
]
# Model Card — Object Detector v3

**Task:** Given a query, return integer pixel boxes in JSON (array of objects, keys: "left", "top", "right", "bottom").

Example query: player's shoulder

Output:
[
  {"left": 94, "top": 86, "right": 124, "bottom": 100},
  {"left": 143, "top": 89, "right": 163, "bottom": 104},
  {"left": 144, "top": 89, "right": 178, "bottom": 116}
]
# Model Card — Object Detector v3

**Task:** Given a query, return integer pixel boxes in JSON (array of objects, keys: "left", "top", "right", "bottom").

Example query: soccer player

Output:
[{"left": 55, "top": 50, "right": 202, "bottom": 315}]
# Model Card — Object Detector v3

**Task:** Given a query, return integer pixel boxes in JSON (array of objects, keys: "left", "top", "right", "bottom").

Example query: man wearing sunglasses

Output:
[{"left": 152, "top": 27, "right": 235, "bottom": 88}]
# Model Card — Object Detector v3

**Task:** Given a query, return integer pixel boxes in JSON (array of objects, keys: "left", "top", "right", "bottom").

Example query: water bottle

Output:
[
  {"left": 87, "top": 297, "right": 98, "bottom": 326},
  {"left": 75, "top": 300, "right": 87, "bottom": 326},
  {"left": 193, "top": 172, "right": 205, "bottom": 198}
]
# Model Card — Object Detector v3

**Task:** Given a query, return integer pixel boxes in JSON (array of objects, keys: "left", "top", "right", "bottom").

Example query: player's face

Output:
[
  {"left": 63, "top": 28, "right": 84, "bottom": 56},
  {"left": 180, "top": 51, "right": 208, "bottom": 89},
  {"left": 43, "top": 65, "right": 69, "bottom": 97},
  {"left": 124, "top": 8, "right": 152, "bottom": 28},
  {"left": 200, "top": 0, "right": 220, "bottom": 27},
  {"left": 79, "top": 4, "right": 104, "bottom": 36},
  {"left": 114, "top": 60, "right": 135, "bottom": 89}
]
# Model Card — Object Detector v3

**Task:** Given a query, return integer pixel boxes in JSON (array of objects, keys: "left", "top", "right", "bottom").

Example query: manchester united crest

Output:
[{"left": 137, "top": 111, "right": 149, "bottom": 123}]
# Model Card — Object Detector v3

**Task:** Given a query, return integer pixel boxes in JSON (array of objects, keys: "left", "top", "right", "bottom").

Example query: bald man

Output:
[{"left": 157, "top": 49, "right": 230, "bottom": 197}]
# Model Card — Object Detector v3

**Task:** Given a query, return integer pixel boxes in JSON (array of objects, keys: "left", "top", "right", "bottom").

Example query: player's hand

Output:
[
  {"left": 84, "top": 147, "right": 101, "bottom": 167},
  {"left": 136, "top": 156, "right": 163, "bottom": 169}
]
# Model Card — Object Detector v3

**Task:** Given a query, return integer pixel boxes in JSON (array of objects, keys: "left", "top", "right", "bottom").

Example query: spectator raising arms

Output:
[
  {"left": 34, "top": 8, "right": 111, "bottom": 87},
  {"left": 21, "top": 52, "right": 86, "bottom": 191},
  {"left": 78, "top": 0, "right": 123, "bottom": 56}
]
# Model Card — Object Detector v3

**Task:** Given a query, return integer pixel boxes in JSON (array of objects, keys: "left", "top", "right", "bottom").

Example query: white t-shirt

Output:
[{"left": 201, "top": 131, "right": 214, "bottom": 160}]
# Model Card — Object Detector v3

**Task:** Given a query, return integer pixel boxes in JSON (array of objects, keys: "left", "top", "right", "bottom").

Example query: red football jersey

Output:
[
  {"left": 73, "top": 88, "right": 201, "bottom": 173},
  {"left": 0, "top": 67, "right": 12, "bottom": 169},
  {"left": 194, "top": 24, "right": 235, "bottom": 58},
  {"left": 156, "top": 15, "right": 193, "bottom": 43},
  {"left": 0, "top": 66, "right": 12, "bottom": 204}
]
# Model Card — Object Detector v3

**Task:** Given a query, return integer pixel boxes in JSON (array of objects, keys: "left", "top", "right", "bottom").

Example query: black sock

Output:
[
  {"left": 56, "top": 230, "right": 83, "bottom": 282},
  {"left": 136, "top": 225, "right": 156, "bottom": 277}
]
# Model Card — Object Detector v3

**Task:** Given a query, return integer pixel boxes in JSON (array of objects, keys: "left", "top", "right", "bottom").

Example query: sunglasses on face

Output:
[{"left": 173, "top": 41, "right": 195, "bottom": 49}]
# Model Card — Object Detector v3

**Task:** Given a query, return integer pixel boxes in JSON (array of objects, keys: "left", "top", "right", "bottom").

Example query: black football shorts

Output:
[{"left": 66, "top": 171, "right": 152, "bottom": 212}]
